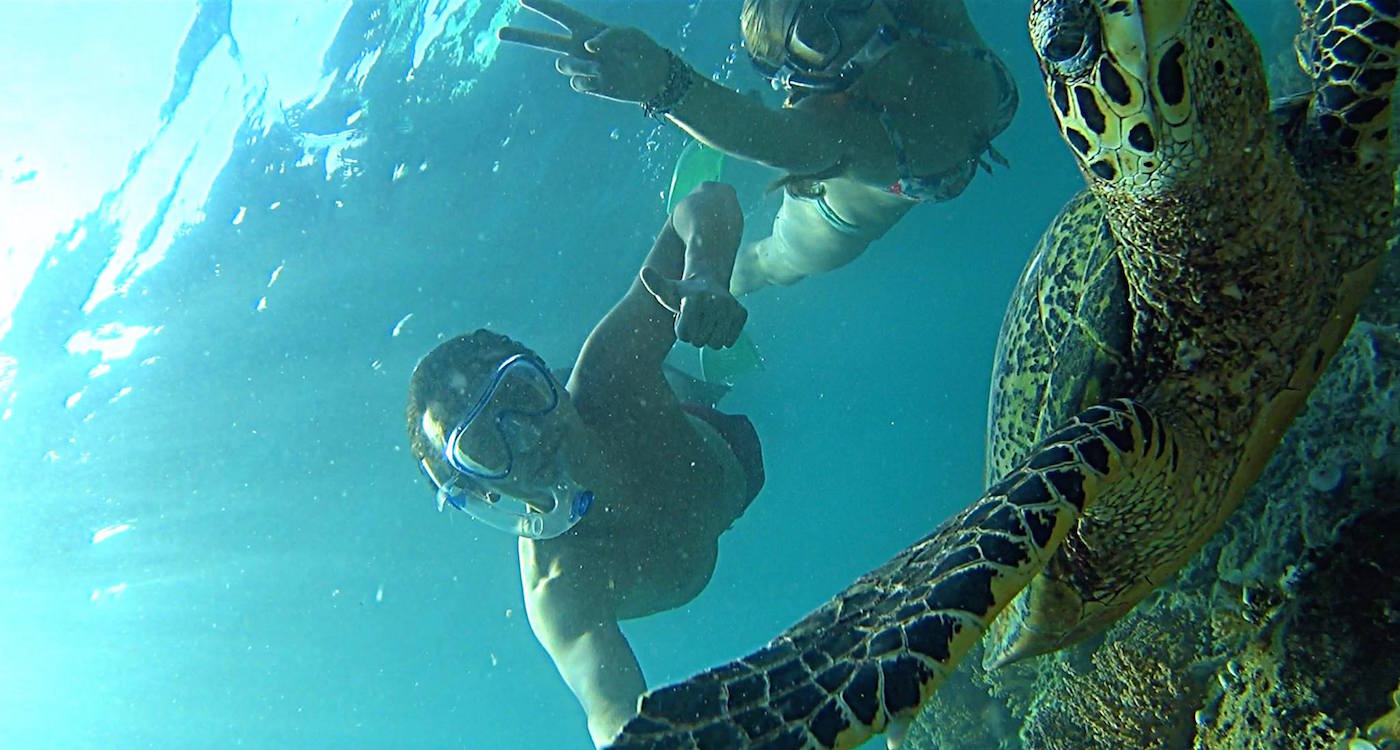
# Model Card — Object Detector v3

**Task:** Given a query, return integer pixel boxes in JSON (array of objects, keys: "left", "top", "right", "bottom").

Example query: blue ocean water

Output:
[{"left": 0, "top": 1, "right": 1296, "bottom": 748}]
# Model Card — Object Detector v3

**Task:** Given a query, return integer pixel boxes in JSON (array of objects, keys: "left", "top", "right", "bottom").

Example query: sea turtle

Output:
[{"left": 604, "top": 1, "right": 1399, "bottom": 748}]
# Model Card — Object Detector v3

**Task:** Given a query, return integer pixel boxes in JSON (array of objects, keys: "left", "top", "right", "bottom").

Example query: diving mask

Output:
[
  {"left": 759, "top": 0, "right": 897, "bottom": 94},
  {"left": 784, "top": 0, "right": 876, "bottom": 71},
  {"left": 421, "top": 353, "right": 593, "bottom": 539}
]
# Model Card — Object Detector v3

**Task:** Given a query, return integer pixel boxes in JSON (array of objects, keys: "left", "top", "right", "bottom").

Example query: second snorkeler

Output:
[{"left": 500, "top": 0, "right": 1017, "bottom": 294}]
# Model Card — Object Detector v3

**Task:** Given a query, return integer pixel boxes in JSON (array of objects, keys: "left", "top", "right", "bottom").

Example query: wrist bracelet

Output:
[{"left": 641, "top": 50, "right": 694, "bottom": 120}]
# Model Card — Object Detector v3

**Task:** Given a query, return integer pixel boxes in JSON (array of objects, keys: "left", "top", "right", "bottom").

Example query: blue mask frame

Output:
[{"left": 443, "top": 353, "right": 558, "bottom": 481}]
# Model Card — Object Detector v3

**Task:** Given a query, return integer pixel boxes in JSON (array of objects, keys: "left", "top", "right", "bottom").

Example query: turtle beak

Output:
[
  {"left": 1140, "top": 0, "right": 1192, "bottom": 56},
  {"left": 1097, "top": 0, "right": 1193, "bottom": 88}
]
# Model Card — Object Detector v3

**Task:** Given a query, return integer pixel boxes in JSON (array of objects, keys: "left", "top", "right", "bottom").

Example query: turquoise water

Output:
[{"left": 0, "top": 1, "right": 1294, "bottom": 748}]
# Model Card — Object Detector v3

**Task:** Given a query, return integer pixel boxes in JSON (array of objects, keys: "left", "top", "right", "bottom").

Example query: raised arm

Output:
[
  {"left": 521, "top": 554, "right": 648, "bottom": 748},
  {"left": 524, "top": 184, "right": 745, "bottom": 748},
  {"left": 570, "top": 182, "right": 746, "bottom": 407},
  {"left": 661, "top": 73, "right": 860, "bottom": 176},
  {"left": 498, "top": 0, "right": 874, "bottom": 176}
]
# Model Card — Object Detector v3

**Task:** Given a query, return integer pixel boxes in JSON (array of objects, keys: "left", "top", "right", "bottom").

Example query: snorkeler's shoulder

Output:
[{"left": 568, "top": 345, "right": 678, "bottom": 411}]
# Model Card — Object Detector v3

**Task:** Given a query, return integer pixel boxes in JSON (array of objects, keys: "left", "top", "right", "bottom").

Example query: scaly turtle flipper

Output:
[
  {"left": 605, "top": 401, "right": 1174, "bottom": 750},
  {"left": 1293, "top": 0, "right": 1399, "bottom": 167}
]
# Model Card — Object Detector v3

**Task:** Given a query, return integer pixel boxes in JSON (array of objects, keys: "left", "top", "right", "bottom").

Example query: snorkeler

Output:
[
  {"left": 500, "top": 0, "right": 1017, "bottom": 296},
  {"left": 405, "top": 182, "right": 763, "bottom": 747}
]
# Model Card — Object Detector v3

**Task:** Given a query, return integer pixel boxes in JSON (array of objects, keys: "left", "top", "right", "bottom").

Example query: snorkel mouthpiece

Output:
[{"left": 429, "top": 464, "right": 594, "bottom": 540}]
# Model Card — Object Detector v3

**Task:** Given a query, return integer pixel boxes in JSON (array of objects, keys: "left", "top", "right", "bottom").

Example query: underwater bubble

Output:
[
  {"left": 1308, "top": 462, "right": 1343, "bottom": 492},
  {"left": 92, "top": 523, "right": 133, "bottom": 545},
  {"left": 609, "top": 128, "right": 621, "bottom": 141}
]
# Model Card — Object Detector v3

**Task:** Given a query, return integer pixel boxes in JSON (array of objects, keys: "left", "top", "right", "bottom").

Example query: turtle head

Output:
[{"left": 1029, "top": 0, "right": 1268, "bottom": 195}]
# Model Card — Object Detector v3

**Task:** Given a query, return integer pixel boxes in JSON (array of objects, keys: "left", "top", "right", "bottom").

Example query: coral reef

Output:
[
  {"left": 1016, "top": 595, "right": 1209, "bottom": 750},
  {"left": 901, "top": 663, "right": 1021, "bottom": 750}
]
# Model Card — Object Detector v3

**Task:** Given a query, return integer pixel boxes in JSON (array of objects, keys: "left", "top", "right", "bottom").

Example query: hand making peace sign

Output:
[{"left": 498, "top": 0, "right": 676, "bottom": 106}]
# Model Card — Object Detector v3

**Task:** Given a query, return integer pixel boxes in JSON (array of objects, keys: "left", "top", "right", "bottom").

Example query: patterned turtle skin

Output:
[{"left": 603, "top": 2, "right": 1400, "bottom": 748}]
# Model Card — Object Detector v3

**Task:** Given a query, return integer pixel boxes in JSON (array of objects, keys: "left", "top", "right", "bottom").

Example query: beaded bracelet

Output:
[{"left": 641, "top": 50, "right": 694, "bottom": 120}]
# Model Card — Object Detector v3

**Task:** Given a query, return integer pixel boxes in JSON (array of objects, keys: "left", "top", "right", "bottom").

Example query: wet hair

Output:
[
  {"left": 405, "top": 329, "right": 532, "bottom": 472},
  {"left": 740, "top": 0, "right": 793, "bottom": 73}
]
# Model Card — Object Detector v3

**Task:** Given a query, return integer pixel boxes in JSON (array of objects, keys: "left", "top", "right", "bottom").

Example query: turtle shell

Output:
[{"left": 984, "top": 189, "right": 1134, "bottom": 486}]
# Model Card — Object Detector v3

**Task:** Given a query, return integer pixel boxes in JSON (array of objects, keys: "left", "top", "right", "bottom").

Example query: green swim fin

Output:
[
  {"left": 700, "top": 330, "right": 765, "bottom": 387},
  {"left": 666, "top": 139, "right": 726, "bottom": 213}
]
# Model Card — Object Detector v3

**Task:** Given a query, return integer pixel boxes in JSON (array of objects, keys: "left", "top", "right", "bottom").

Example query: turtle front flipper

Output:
[
  {"left": 604, "top": 400, "right": 1170, "bottom": 750},
  {"left": 1294, "top": 0, "right": 1400, "bottom": 166},
  {"left": 983, "top": 399, "right": 1191, "bottom": 668}
]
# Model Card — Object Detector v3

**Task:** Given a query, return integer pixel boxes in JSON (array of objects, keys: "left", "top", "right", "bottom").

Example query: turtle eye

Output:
[
  {"left": 1045, "top": 24, "right": 1089, "bottom": 64},
  {"left": 1033, "top": 0, "right": 1102, "bottom": 78}
]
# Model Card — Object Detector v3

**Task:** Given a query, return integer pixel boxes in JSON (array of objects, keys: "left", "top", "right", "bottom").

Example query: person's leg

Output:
[{"left": 730, "top": 190, "right": 874, "bottom": 296}]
